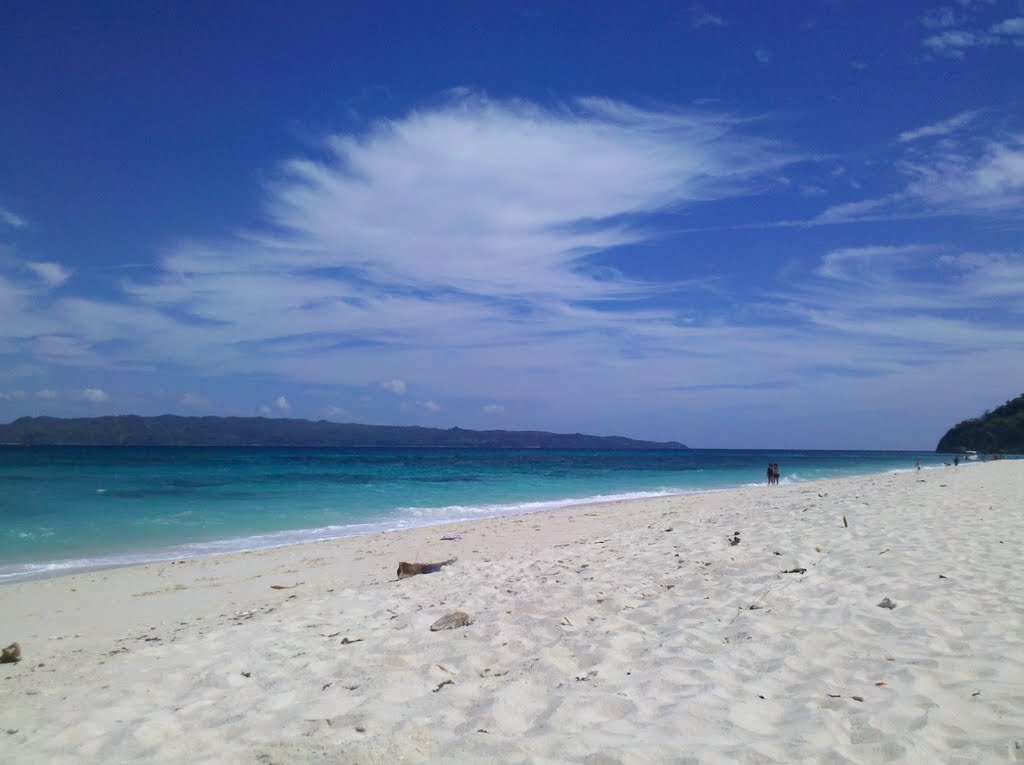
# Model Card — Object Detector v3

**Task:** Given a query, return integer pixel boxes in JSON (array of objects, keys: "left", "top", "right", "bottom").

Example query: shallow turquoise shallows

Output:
[{"left": 0, "top": 446, "right": 959, "bottom": 581}]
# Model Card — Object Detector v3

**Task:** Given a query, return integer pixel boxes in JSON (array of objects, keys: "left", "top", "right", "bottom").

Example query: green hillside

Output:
[{"left": 936, "top": 394, "right": 1024, "bottom": 454}]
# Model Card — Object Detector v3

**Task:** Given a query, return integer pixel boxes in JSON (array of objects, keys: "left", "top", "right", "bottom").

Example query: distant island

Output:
[
  {"left": 936, "top": 393, "right": 1024, "bottom": 454},
  {"left": 0, "top": 415, "right": 687, "bottom": 450}
]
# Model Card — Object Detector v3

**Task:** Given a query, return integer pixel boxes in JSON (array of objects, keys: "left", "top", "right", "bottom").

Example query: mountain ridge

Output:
[{"left": 0, "top": 415, "right": 687, "bottom": 450}]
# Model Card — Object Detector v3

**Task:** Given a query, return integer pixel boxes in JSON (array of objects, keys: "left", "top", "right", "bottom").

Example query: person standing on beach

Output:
[
  {"left": 772, "top": 463, "right": 780, "bottom": 485},
  {"left": 766, "top": 463, "right": 774, "bottom": 486},
  {"left": 916, "top": 459, "right": 922, "bottom": 471}
]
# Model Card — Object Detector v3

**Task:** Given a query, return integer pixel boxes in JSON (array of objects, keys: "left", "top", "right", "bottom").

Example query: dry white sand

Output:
[{"left": 1, "top": 460, "right": 1023, "bottom": 764}]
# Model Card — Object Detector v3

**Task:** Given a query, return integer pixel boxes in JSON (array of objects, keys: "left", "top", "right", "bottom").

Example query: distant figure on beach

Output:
[
  {"left": 766, "top": 463, "right": 773, "bottom": 485},
  {"left": 916, "top": 459, "right": 922, "bottom": 471},
  {"left": 954, "top": 456, "right": 960, "bottom": 467},
  {"left": 772, "top": 463, "right": 780, "bottom": 485}
]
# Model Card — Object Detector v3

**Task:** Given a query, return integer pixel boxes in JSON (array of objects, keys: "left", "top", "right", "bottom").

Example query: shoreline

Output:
[
  {"left": 0, "top": 460, "right": 957, "bottom": 585},
  {"left": 0, "top": 486, "right": 691, "bottom": 585},
  {"left": 2, "top": 462, "right": 1021, "bottom": 762}
]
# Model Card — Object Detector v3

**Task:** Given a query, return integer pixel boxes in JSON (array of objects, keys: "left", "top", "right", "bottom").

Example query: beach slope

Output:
[{"left": 1, "top": 461, "right": 1022, "bottom": 763}]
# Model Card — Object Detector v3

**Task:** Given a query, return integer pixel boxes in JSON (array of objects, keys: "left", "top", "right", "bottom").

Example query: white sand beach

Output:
[{"left": 1, "top": 460, "right": 1022, "bottom": 764}]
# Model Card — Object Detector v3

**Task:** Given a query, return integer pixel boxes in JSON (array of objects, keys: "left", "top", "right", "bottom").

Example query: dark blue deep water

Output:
[{"left": 0, "top": 447, "right": 953, "bottom": 581}]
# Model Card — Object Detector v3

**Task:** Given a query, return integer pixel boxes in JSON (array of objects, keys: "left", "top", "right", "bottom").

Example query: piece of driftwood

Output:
[
  {"left": 1, "top": 642, "right": 21, "bottom": 663},
  {"left": 430, "top": 611, "right": 471, "bottom": 631},
  {"left": 397, "top": 558, "right": 456, "bottom": 580}
]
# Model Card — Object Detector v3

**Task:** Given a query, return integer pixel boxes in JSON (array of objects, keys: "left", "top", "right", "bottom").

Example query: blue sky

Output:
[{"left": 1, "top": 1, "right": 1022, "bottom": 449}]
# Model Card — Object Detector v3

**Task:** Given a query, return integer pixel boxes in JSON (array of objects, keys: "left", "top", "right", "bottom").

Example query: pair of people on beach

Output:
[{"left": 766, "top": 463, "right": 780, "bottom": 485}]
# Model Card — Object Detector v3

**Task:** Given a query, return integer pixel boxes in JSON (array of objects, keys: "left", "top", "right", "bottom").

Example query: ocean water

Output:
[{"left": 0, "top": 446, "right": 956, "bottom": 582}]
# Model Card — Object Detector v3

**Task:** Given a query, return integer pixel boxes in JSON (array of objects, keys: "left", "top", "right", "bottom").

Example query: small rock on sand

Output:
[
  {"left": 877, "top": 597, "right": 897, "bottom": 609},
  {"left": 1, "top": 643, "right": 21, "bottom": 664}
]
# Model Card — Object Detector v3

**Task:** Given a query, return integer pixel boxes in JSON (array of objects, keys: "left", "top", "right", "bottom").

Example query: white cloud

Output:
[
  {"left": 377, "top": 379, "right": 407, "bottom": 395},
  {"left": 24, "top": 261, "right": 72, "bottom": 288},
  {"left": 814, "top": 245, "right": 934, "bottom": 282},
  {"left": 0, "top": 390, "right": 26, "bottom": 401},
  {"left": 692, "top": 10, "right": 726, "bottom": 28},
  {"left": 815, "top": 132, "right": 1024, "bottom": 223},
  {"left": 991, "top": 17, "right": 1024, "bottom": 38},
  {"left": 258, "top": 405, "right": 272, "bottom": 416},
  {"left": 922, "top": 13, "right": 1024, "bottom": 56},
  {"left": 482, "top": 404, "right": 505, "bottom": 415},
  {"left": 402, "top": 400, "right": 441, "bottom": 413},
  {"left": 219, "top": 95, "right": 793, "bottom": 304},
  {"left": 80, "top": 388, "right": 109, "bottom": 403},
  {"left": 813, "top": 194, "right": 903, "bottom": 224},
  {"left": 898, "top": 110, "right": 977, "bottom": 143},
  {"left": 903, "top": 133, "right": 1024, "bottom": 212},
  {"left": 0, "top": 207, "right": 26, "bottom": 228},
  {"left": 794, "top": 244, "right": 1024, "bottom": 320},
  {"left": 36, "top": 389, "right": 57, "bottom": 400},
  {"left": 274, "top": 395, "right": 291, "bottom": 412},
  {"left": 326, "top": 404, "right": 349, "bottom": 418},
  {"left": 922, "top": 29, "right": 984, "bottom": 57}
]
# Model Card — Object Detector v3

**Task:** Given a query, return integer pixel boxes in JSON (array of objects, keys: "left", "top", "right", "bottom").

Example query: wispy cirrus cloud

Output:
[
  {"left": 766, "top": 243, "right": 1024, "bottom": 401},
  {"left": 24, "top": 260, "right": 72, "bottom": 288},
  {"left": 813, "top": 123, "right": 1024, "bottom": 224},
  {"left": 0, "top": 206, "right": 26, "bottom": 229},
  {"left": 901, "top": 133, "right": 1024, "bottom": 212},
  {"left": 921, "top": 7, "right": 1024, "bottom": 57},
  {"left": 794, "top": 243, "right": 1024, "bottom": 321},
  {"left": 898, "top": 110, "right": 978, "bottom": 142},
  {"left": 244, "top": 95, "right": 791, "bottom": 301}
]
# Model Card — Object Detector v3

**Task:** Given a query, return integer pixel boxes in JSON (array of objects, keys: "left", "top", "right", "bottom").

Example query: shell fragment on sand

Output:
[{"left": 430, "top": 612, "right": 471, "bottom": 631}]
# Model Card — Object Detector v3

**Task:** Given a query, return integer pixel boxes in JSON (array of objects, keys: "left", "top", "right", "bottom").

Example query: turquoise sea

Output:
[{"left": 0, "top": 447, "right": 958, "bottom": 582}]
